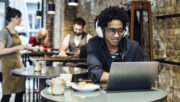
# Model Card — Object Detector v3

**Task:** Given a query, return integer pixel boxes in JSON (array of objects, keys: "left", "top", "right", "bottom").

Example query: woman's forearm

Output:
[{"left": 0, "top": 45, "right": 24, "bottom": 55}]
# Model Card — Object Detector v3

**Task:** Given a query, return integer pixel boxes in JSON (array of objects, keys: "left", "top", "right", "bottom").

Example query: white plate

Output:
[{"left": 71, "top": 84, "right": 100, "bottom": 92}]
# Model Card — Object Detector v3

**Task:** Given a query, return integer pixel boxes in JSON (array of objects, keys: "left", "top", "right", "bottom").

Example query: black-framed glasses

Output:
[{"left": 105, "top": 27, "right": 125, "bottom": 36}]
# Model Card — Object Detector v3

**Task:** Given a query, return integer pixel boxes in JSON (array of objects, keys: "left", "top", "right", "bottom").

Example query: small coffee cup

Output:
[
  {"left": 39, "top": 46, "right": 44, "bottom": 52},
  {"left": 47, "top": 48, "right": 51, "bottom": 52},
  {"left": 59, "top": 51, "right": 68, "bottom": 56},
  {"left": 33, "top": 46, "right": 39, "bottom": 52},
  {"left": 33, "top": 62, "right": 42, "bottom": 72}
]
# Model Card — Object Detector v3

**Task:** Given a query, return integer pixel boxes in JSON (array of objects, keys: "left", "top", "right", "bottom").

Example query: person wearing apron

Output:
[{"left": 0, "top": 7, "right": 25, "bottom": 102}]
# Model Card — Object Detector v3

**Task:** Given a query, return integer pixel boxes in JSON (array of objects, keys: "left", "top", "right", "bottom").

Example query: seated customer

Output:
[
  {"left": 59, "top": 17, "right": 92, "bottom": 58},
  {"left": 29, "top": 28, "right": 49, "bottom": 50},
  {"left": 87, "top": 6, "right": 144, "bottom": 83}
]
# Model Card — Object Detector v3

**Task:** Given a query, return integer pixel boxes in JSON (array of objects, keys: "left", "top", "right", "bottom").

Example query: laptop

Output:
[
  {"left": 105, "top": 61, "right": 159, "bottom": 91},
  {"left": 79, "top": 46, "right": 87, "bottom": 58}
]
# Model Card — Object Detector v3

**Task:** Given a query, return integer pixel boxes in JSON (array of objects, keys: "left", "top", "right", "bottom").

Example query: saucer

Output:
[{"left": 71, "top": 84, "right": 100, "bottom": 92}]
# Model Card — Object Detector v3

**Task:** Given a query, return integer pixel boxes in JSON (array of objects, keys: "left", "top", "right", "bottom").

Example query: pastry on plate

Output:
[{"left": 78, "top": 82, "right": 86, "bottom": 88}]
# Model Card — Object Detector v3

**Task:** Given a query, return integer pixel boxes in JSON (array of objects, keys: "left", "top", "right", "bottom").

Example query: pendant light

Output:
[
  {"left": 36, "top": 2, "right": 42, "bottom": 19},
  {"left": 47, "top": 0, "right": 55, "bottom": 14},
  {"left": 68, "top": 0, "right": 78, "bottom": 6}
]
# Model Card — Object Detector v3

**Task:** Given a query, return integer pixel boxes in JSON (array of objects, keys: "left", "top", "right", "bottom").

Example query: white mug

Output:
[
  {"left": 39, "top": 46, "right": 44, "bottom": 52},
  {"left": 33, "top": 62, "right": 42, "bottom": 72},
  {"left": 60, "top": 74, "right": 72, "bottom": 88}
]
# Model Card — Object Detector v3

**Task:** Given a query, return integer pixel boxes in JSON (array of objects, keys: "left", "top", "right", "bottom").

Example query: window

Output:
[
  {"left": 0, "top": 2, "right": 5, "bottom": 30},
  {"left": 8, "top": 0, "right": 42, "bottom": 44},
  {"left": 28, "top": 14, "right": 33, "bottom": 29},
  {"left": 26, "top": 2, "right": 42, "bottom": 36},
  {"left": 35, "top": 18, "right": 41, "bottom": 29}
]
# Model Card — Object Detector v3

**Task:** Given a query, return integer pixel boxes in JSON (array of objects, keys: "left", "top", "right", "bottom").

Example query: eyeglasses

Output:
[{"left": 105, "top": 27, "right": 125, "bottom": 36}]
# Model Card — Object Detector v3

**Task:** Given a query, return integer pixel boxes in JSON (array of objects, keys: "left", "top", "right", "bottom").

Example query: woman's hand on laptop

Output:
[{"left": 100, "top": 72, "right": 109, "bottom": 83}]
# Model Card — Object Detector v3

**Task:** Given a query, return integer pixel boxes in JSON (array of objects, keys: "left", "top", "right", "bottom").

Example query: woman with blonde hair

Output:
[{"left": 29, "top": 28, "right": 49, "bottom": 50}]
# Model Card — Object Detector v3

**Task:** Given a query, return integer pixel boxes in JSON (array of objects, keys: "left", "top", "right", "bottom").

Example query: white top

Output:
[{"left": 62, "top": 33, "right": 92, "bottom": 46}]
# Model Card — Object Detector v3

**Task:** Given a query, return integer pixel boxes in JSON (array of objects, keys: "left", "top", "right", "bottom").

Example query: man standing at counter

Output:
[
  {"left": 59, "top": 17, "right": 92, "bottom": 58},
  {"left": 87, "top": 6, "right": 144, "bottom": 83}
]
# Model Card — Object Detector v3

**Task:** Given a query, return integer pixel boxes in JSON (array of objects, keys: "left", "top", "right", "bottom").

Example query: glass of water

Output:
[{"left": 41, "top": 61, "right": 46, "bottom": 73}]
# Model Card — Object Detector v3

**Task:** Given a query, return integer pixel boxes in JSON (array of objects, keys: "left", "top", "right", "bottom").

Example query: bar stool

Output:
[{"left": 129, "top": 1, "right": 154, "bottom": 61}]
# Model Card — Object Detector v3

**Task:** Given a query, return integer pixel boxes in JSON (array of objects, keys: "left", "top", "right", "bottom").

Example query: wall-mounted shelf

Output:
[
  {"left": 155, "top": 59, "right": 180, "bottom": 66},
  {"left": 156, "top": 13, "right": 180, "bottom": 19}
]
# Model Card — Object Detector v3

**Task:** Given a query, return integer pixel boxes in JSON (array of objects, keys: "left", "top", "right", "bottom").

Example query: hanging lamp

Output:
[
  {"left": 36, "top": 2, "right": 42, "bottom": 19},
  {"left": 47, "top": 0, "right": 55, "bottom": 14},
  {"left": 68, "top": 0, "right": 78, "bottom": 6}
]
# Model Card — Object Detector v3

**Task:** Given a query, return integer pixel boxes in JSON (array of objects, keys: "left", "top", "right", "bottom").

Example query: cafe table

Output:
[
  {"left": 29, "top": 56, "right": 86, "bottom": 63},
  {"left": 21, "top": 50, "right": 59, "bottom": 66},
  {"left": 41, "top": 87, "right": 167, "bottom": 102},
  {"left": 11, "top": 65, "right": 88, "bottom": 102},
  {"left": 29, "top": 56, "right": 87, "bottom": 67}
]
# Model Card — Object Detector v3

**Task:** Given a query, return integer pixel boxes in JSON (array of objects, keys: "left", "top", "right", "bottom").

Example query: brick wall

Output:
[
  {"left": 151, "top": 0, "right": 180, "bottom": 61},
  {"left": 64, "top": 0, "right": 77, "bottom": 37},
  {"left": 151, "top": 0, "right": 180, "bottom": 101},
  {"left": 156, "top": 63, "right": 180, "bottom": 102},
  {"left": 77, "top": 0, "right": 125, "bottom": 36}
]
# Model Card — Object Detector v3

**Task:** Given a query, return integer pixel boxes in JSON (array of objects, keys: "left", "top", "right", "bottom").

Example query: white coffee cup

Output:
[
  {"left": 33, "top": 62, "right": 42, "bottom": 72},
  {"left": 47, "top": 48, "right": 51, "bottom": 52},
  {"left": 39, "top": 46, "right": 44, "bottom": 52},
  {"left": 33, "top": 46, "right": 39, "bottom": 52},
  {"left": 60, "top": 74, "right": 72, "bottom": 88},
  {"left": 59, "top": 51, "right": 68, "bottom": 56}
]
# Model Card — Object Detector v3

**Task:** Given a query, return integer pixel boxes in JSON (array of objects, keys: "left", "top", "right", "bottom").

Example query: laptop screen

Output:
[{"left": 106, "top": 62, "right": 159, "bottom": 91}]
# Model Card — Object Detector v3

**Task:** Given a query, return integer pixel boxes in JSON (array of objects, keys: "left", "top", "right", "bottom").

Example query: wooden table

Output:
[
  {"left": 30, "top": 56, "right": 87, "bottom": 67},
  {"left": 30, "top": 56, "right": 86, "bottom": 63}
]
